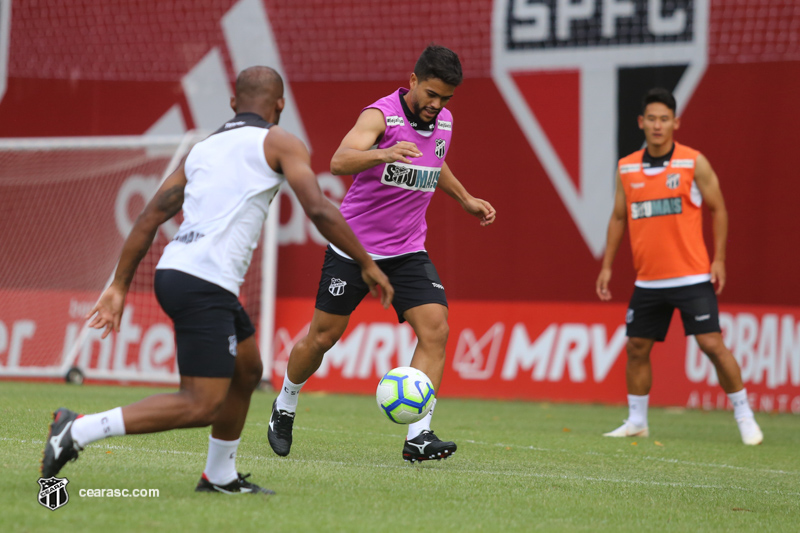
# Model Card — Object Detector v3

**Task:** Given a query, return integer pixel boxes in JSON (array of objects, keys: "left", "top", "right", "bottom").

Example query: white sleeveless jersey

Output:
[{"left": 156, "top": 113, "right": 285, "bottom": 296}]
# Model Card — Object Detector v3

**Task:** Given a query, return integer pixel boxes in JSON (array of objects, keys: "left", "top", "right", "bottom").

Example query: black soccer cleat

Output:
[
  {"left": 195, "top": 472, "right": 275, "bottom": 495},
  {"left": 402, "top": 430, "right": 457, "bottom": 463},
  {"left": 41, "top": 408, "right": 83, "bottom": 477},
  {"left": 267, "top": 399, "right": 295, "bottom": 457}
]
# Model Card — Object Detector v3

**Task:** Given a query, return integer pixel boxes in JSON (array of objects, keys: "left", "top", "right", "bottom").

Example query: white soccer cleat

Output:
[
  {"left": 603, "top": 420, "right": 649, "bottom": 438},
  {"left": 737, "top": 416, "right": 763, "bottom": 445}
]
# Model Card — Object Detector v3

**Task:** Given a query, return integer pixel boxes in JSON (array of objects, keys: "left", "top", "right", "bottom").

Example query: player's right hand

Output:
[
  {"left": 86, "top": 284, "right": 127, "bottom": 339},
  {"left": 382, "top": 141, "right": 422, "bottom": 165},
  {"left": 596, "top": 268, "right": 612, "bottom": 301},
  {"left": 361, "top": 264, "right": 394, "bottom": 309}
]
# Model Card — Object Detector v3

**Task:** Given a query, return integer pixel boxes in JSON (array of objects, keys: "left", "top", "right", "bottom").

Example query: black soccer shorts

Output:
[
  {"left": 154, "top": 269, "right": 256, "bottom": 378},
  {"left": 314, "top": 246, "right": 448, "bottom": 323},
  {"left": 625, "top": 281, "right": 721, "bottom": 342}
]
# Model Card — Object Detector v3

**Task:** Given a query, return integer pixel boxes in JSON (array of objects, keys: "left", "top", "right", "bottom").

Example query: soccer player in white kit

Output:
[{"left": 40, "top": 66, "right": 393, "bottom": 494}]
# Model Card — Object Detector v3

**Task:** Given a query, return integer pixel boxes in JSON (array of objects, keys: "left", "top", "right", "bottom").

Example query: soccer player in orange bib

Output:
[{"left": 596, "top": 88, "right": 763, "bottom": 445}]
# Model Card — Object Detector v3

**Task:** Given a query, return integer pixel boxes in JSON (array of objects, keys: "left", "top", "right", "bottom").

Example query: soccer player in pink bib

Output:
[{"left": 269, "top": 45, "right": 496, "bottom": 463}]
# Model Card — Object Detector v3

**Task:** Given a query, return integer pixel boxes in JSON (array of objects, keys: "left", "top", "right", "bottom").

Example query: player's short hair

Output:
[
  {"left": 235, "top": 66, "right": 283, "bottom": 101},
  {"left": 641, "top": 88, "right": 677, "bottom": 115},
  {"left": 414, "top": 44, "right": 463, "bottom": 87}
]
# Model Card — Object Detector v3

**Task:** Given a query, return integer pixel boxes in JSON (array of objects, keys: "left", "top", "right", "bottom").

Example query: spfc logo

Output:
[
  {"left": 492, "top": 0, "right": 709, "bottom": 258},
  {"left": 38, "top": 476, "right": 69, "bottom": 511},
  {"left": 328, "top": 278, "right": 346, "bottom": 297},
  {"left": 626, "top": 309, "right": 635, "bottom": 324},
  {"left": 435, "top": 138, "right": 446, "bottom": 159},
  {"left": 666, "top": 173, "right": 680, "bottom": 189}
]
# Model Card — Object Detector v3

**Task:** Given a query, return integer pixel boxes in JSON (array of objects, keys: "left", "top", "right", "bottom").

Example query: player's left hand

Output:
[
  {"left": 86, "top": 284, "right": 127, "bottom": 339},
  {"left": 462, "top": 197, "right": 496, "bottom": 226},
  {"left": 710, "top": 259, "right": 726, "bottom": 295}
]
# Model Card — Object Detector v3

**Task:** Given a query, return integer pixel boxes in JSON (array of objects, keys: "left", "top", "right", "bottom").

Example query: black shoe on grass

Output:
[
  {"left": 195, "top": 472, "right": 275, "bottom": 494},
  {"left": 402, "top": 430, "right": 457, "bottom": 463}
]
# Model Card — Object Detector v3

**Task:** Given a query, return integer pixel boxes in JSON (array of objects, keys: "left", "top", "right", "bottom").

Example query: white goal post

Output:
[{"left": 0, "top": 134, "right": 279, "bottom": 384}]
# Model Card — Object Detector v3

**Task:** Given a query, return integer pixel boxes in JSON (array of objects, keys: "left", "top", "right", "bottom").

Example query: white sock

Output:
[
  {"left": 627, "top": 394, "right": 649, "bottom": 427},
  {"left": 203, "top": 436, "right": 240, "bottom": 486},
  {"left": 728, "top": 389, "right": 754, "bottom": 420},
  {"left": 407, "top": 398, "right": 436, "bottom": 440},
  {"left": 71, "top": 407, "right": 126, "bottom": 448},
  {"left": 276, "top": 373, "right": 305, "bottom": 413}
]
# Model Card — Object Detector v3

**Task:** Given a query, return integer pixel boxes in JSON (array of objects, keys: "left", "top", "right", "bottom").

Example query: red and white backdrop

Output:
[{"left": 1, "top": 0, "right": 798, "bottom": 411}]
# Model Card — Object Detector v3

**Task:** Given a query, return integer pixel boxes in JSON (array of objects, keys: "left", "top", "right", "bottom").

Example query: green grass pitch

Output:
[{"left": 2, "top": 381, "right": 798, "bottom": 532}]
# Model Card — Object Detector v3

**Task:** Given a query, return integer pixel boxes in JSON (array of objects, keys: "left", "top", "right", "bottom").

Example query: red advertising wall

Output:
[{"left": 1, "top": 0, "right": 798, "bottom": 410}]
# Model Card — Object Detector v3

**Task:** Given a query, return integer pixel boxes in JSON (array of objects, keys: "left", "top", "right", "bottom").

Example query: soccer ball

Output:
[{"left": 376, "top": 367, "right": 435, "bottom": 424}]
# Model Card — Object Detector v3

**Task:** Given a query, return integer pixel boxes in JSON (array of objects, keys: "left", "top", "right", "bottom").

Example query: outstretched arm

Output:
[
  {"left": 266, "top": 126, "right": 394, "bottom": 308},
  {"left": 330, "top": 108, "right": 422, "bottom": 175},
  {"left": 87, "top": 164, "right": 187, "bottom": 337},
  {"left": 694, "top": 153, "right": 728, "bottom": 295},
  {"left": 437, "top": 162, "right": 496, "bottom": 226},
  {"left": 596, "top": 170, "right": 627, "bottom": 301}
]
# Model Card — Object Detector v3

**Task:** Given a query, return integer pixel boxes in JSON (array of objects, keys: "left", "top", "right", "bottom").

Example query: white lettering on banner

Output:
[
  {"left": 278, "top": 173, "right": 346, "bottom": 245},
  {"left": 139, "top": 325, "right": 174, "bottom": 374},
  {"left": 453, "top": 323, "right": 505, "bottom": 380},
  {"left": 501, "top": 323, "right": 626, "bottom": 382},
  {"left": 548, "top": 324, "right": 590, "bottom": 382},
  {"left": 687, "top": 390, "right": 800, "bottom": 414},
  {"left": 317, "top": 324, "right": 364, "bottom": 377},
  {"left": 591, "top": 324, "right": 627, "bottom": 381},
  {"left": 313, "top": 323, "right": 416, "bottom": 378},
  {"left": 502, "top": 324, "right": 556, "bottom": 381},
  {"left": 357, "top": 323, "right": 397, "bottom": 378},
  {"left": 0, "top": 320, "right": 36, "bottom": 369},
  {"left": 64, "top": 306, "right": 176, "bottom": 375},
  {"left": 685, "top": 312, "right": 800, "bottom": 388}
]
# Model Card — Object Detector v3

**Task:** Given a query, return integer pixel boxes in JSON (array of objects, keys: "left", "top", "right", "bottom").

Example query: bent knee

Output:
[
  {"left": 237, "top": 355, "right": 263, "bottom": 386},
  {"left": 626, "top": 338, "right": 652, "bottom": 360},
  {"left": 307, "top": 330, "right": 343, "bottom": 354},
  {"left": 696, "top": 334, "right": 727, "bottom": 358},
  {"left": 419, "top": 321, "right": 449, "bottom": 348}
]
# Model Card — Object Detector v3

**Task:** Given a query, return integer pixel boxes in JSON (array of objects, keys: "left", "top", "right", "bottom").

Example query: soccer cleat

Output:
[
  {"left": 195, "top": 472, "right": 275, "bottom": 494},
  {"left": 267, "top": 399, "right": 295, "bottom": 457},
  {"left": 603, "top": 420, "right": 649, "bottom": 438},
  {"left": 737, "top": 416, "right": 763, "bottom": 446},
  {"left": 41, "top": 408, "right": 83, "bottom": 477},
  {"left": 403, "top": 430, "right": 457, "bottom": 463}
]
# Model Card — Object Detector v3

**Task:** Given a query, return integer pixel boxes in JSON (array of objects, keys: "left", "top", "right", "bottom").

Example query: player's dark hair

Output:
[
  {"left": 414, "top": 44, "right": 463, "bottom": 87},
  {"left": 641, "top": 88, "right": 676, "bottom": 115}
]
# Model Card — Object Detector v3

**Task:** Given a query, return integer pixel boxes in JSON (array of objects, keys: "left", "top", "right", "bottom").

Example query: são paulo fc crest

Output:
[
  {"left": 435, "top": 138, "right": 446, "bottom": 159},
  {"left": 492, "top": 0, "right": 709, "bottom": 258},
  {"left": 38, "top": 476, "right": 69, "bottom": 511},
  {"left": 329, "top": 278, "right": 346, "bottom": 297},
  {"left": 666, "top": 173, "right": 680, "bottom": 189}
]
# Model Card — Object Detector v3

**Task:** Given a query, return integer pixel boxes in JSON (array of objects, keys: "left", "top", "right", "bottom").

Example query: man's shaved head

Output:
[
  {"left": 232, "top": 66, "right": 285, "bottom": 122},
  {"left": 235, "top": 66, "right": 283, "bottom": 104}
]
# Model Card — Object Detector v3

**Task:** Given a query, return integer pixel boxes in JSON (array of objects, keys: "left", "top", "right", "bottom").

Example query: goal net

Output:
[{"left": 0, "top": 134, "right": 277, "bottom": 384}]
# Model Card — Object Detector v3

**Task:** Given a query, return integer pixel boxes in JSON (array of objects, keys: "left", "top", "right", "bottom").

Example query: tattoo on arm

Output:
[{"left": 156, "top": 185, "right": 184, "bottom": 219}]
